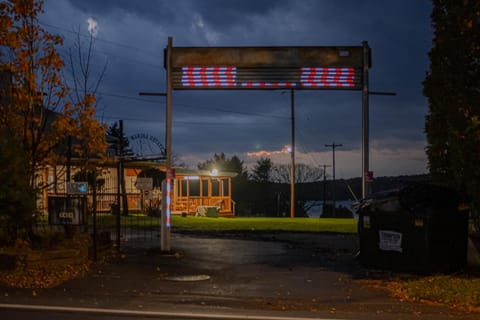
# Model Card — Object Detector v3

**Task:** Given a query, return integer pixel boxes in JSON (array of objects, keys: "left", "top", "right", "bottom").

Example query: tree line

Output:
[{"left": 195, "top": 153, "right": 429, "bottom": 217}]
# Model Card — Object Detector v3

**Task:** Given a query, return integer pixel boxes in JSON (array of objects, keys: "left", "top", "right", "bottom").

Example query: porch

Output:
[{"left": 171, "top": 169, "right": 237, "bottom": 216}]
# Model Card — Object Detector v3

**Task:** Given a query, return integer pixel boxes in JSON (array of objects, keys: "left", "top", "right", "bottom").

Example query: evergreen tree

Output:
[
  {"left": 251, "top": 157, "right": 274, "bottom": 183},
  {"left": 424, "top": 0, "right": 480, "bottom": 202},
  {"left": 197, "top": 152, "right": 248, "bottom": 178}
]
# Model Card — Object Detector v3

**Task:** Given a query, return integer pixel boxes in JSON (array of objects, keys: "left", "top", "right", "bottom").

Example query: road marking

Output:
[{"left": 0, "top": 303, "right": 344, "bottom": 320}]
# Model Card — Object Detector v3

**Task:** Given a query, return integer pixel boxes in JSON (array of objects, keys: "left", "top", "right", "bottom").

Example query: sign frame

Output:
[
  {"left": 163, "top": 37, "right": 373, "bottom": 247},
  {"left": 169, "top": 46, "right": 370, "bottom": 91}
]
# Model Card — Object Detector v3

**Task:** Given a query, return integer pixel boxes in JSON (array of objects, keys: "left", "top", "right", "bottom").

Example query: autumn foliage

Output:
[{"left": 0, "top": 0, "right": 107, "bottom": 244}]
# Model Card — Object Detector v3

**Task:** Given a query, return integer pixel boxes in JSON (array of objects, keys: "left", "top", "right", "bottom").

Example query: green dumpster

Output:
[{"left": 358, "top": 183, "right": 468, "bottom": 273}]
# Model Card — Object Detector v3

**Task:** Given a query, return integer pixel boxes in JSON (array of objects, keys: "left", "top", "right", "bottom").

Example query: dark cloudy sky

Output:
[{"left": 41, "top": 0, "right": 432, "bottom": 178}]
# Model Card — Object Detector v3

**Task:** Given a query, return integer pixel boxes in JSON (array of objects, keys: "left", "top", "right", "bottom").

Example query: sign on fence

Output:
[
  {"left": 67, "top": 182, "right": 88, "bottom": 194},
  {"left": 135, "top": 177, "right": 153, "bottom": 190},
  {"left": 48, "top": 196, "right": 86, "bottom": 225}
]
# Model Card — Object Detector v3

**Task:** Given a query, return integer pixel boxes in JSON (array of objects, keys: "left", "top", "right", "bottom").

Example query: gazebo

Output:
[{"left": 171, "top": 169, "right": 237, "bottom": 216}]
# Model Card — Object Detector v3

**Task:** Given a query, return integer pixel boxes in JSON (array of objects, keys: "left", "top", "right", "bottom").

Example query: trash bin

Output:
[{"left": 358, "top": 183, "right": 469, "bottom": 273}]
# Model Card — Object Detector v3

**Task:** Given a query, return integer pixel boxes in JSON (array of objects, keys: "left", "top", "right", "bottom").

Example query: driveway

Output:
[{"left": 0, "top": 231, "right": 477, "bottom": 319}]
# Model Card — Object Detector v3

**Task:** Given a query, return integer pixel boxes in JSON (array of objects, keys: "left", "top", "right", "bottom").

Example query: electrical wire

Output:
[{"left": 39, "top": 21, "right": 159, "bottom": 58}]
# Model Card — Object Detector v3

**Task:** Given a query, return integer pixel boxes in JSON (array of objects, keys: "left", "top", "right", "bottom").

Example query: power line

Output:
[
  {"left": 296, "top": 129, "right": 325, "bottom": 169},
  {"left": 98, "top": 91, "right": 163, "bottom": 104},
  {"left": 97, "top": 91, "right": 290, "bottom": 120},
  {"left": 99, "top": 114, "right": 284, "bottom": 127},
  {"left": 39, "top": 21, "right": 159, "bottom": 58},
  {"left": 44, "top": 27, "right": 163, "bottom": 69},
  {"left": 175, "top": 102, "right": 289, "bottom": 120},
  {"left": 57, "top": 46, "right": 163, "bottom": 69}
]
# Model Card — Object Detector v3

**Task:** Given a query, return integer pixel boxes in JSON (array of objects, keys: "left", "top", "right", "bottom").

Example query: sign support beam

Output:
[
  {"left": 290, "top": 89, "right": 295, "bottom": 218},
  {"left": 361, "top": 41, "right": 370, "bottom": 200},
  {"left": 161, "top": 36, "right": 173, "bottom": 252}
]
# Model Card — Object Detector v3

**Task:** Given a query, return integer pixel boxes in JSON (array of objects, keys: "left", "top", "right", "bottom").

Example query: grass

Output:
[
  {"left": 171, "top": 216, "right": 357, "bottom": 233},
  {"left": 359, "top": 274, "right": 480, "bottom": 313},
  {"left": 37, "top": 213, "right": 358, "bottom": 233},
  {"left": 398, "top": 275, "right": 480, "bottom": 310}
]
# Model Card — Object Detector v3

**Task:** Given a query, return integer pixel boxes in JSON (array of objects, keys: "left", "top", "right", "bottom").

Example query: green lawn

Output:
[
  {"left": 37, "top": 214, "right": 357, "bottom": 233},
  {"left": 171, "top": 216, "right": 357, "bottom": 233}
]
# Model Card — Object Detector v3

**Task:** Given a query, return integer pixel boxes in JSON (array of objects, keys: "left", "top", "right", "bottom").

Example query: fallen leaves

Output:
[
  {"left": 0, "top": 262, "right": 91, "bottom": 289},
  {"left": 356, "top": 275, "right": 480, "bottom": 313}
]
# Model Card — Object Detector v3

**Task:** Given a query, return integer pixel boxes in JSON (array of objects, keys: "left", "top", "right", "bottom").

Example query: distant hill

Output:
[{"left": 295, "top": 174, "right": 431, "bottom": 202}]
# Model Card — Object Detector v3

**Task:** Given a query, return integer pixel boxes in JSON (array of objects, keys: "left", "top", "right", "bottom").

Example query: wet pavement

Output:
[{"left": 0, "top": 232, "right": 478, "bottom": 319}]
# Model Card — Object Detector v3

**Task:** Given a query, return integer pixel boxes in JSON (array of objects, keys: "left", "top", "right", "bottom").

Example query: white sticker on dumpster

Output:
[{"left": 378, "top": 230, "right": 403, "bottom": 252}]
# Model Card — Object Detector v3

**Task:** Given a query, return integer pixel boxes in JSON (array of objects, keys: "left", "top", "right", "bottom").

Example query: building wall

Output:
[{"left": 36, "top": 165, "right": 148, "bottom": 214}]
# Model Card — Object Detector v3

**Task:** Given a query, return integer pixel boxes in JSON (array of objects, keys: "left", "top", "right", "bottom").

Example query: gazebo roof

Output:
[{"left": 173, "top": 168, "right": 238, "bottom": 178}]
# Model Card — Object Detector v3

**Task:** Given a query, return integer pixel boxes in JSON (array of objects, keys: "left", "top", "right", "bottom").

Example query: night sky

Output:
[{"left": 41, "top": 0, "right": 432, "bottom": 178}]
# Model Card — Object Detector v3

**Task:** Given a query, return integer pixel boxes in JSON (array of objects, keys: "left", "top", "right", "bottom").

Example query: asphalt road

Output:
[
  {"left": 0, "top": 232, "right": 478, "bottom": 320},
  {"left": 0, "top": 303, "right": 346, "bottom": 320}
]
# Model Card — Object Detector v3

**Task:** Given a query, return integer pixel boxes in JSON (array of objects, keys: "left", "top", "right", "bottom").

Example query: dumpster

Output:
[{"left": 358, "top": 183, "right": 468, "bottom": 272}]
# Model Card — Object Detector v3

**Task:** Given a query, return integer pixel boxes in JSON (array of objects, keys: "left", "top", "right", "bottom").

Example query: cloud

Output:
[
  {"left": 86, "top": 17, "right": 98, "bottom": 37},
  {"left": 190, "top": 13, "right": 220, "bottom": 45},
  {"left": 246, "top": 145, "right": 291, "bottom": 157},
  {"left": 42, "top": 0, "right": 432, "bottom": 178}
]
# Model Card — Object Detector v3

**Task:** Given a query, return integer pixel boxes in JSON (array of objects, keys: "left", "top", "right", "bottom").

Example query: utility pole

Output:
[
  {"left": 290, "top": 89, "right": 295, "bottom": 219},
  {"left": 361, "top": 41, "right": 370, "bottom": 200},
  {"left": 115, "top": 122, "right": 121, "bottom": 251},
  {"left": 325, "top": 143, "right": 342, "bottom": 217},
  {"left": 320, "top": 164, "right": 331, "bottom": 218},
  {"left": 140, "top": 36, "right": 174, "bottom": 251},
  {"left": 137, "top": 89, "right": 169, "bottom": 252},
  {"left": 119, "top": 120, "right": 128, "bottom": 216},
  {"left": 163, "top": 36, "right": 173, "bottom": 251}
]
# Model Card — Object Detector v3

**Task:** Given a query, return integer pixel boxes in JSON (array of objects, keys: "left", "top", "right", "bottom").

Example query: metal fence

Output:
[{"left": 38, "top": 194, "right": 162, "bottom": 251}]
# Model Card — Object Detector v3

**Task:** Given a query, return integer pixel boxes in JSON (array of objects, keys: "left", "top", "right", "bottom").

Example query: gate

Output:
[{"left": 94, "top": 193, "right": 162, "bottom": 249}]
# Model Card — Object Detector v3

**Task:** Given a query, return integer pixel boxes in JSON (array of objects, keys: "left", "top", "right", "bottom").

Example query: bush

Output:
[{"left": 0, "top": 135, "right": 37, "bottom": 246}]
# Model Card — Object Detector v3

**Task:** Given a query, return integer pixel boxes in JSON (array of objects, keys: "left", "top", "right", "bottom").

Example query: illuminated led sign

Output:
[{"left": 170, "top": 46, "right": 369, "bottom": 90}]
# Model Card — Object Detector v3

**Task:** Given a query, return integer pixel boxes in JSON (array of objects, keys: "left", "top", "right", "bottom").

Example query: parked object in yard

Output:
[{"left": 358, "top": 183, "right": 469, "bottom": 273}]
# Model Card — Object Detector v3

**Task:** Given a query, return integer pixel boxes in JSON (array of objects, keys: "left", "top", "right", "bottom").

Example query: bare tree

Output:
[
  {"left": 65, "top": 25, "right": 108, "bottom": 175},
  {"left": 272, "top": 163, "right": 325, "bottom": 184},
  {"left": 272, "top": 163, "right": 326, "bottom": 215},
  {"left": 67, "top": 26, "right": 107, "bottom": 108},
  {"left": 65, "top": 24, "right": 109, "bottom": 225}
]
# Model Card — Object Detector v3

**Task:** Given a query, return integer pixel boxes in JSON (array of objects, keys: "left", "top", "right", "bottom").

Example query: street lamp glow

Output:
[{"left": 210, "top": 168, "right": 218, "bottom": 176}]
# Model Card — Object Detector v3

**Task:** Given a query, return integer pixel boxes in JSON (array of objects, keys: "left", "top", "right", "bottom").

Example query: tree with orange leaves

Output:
[
  {"left": 1, "top": 0, "right": 71, "bottom": 184},
  {"left": 1, "top": 0, "right": 107, "bottom": 184},
  {"left": 0, "top": 0, "right": 107, "bottom": 243}
]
